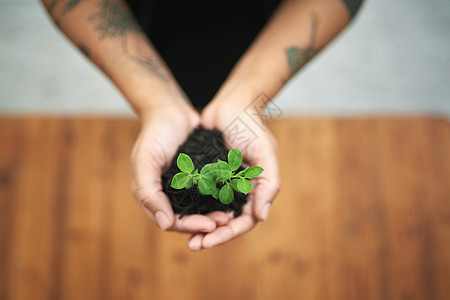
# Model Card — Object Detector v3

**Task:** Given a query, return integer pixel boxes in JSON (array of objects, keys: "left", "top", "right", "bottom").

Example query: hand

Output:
[
  {"left": 130, "top": 97, "right": 232, "bottom": 233},
  {"left": 188, "top": 94, "right": 281, "bottom": 251}
]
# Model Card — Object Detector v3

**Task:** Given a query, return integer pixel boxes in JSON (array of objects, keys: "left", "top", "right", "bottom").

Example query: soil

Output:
[{"left": 161, "top": 126, "right": 247, "bottom": 218}]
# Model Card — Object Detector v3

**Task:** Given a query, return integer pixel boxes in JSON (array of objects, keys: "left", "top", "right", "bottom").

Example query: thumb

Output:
[
  {"left": 251, "top": 145, "right": 281, "bottom": 221},
  {"left": 131, "top": 152, "right": 175, "bottom": 230},
  {"left": 199, "top": 103, "right": 217, "bottom": 130},
  {"left": 133, "top": 185, "right": 175, "bottom": 230}
]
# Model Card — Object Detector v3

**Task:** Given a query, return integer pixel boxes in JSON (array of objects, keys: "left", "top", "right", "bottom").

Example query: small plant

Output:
[{"left": 170, "top": 149, "right": 264, "bottom": 205}]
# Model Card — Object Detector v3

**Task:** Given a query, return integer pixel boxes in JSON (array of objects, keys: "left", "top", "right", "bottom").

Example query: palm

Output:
[
  {"left": 186, "top": 101, "right": 280, "bottom": 251},
  {"left": 131, "top": 103, "right": 231, "bottom": 233}
]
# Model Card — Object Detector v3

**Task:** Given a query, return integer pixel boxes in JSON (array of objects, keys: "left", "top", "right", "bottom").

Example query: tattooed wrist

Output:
[
  {"left": 285, "top": 12, "right": 319, "bottom": 77},
  {"left": 89, "top": 0, "right": 171, "bottom": 84},
  {"left": 340, "top": 0, "right": 363, "bottom": 19},
  {"left": 47, "top": 0, "right": 87, "bottom": 15},
  {"left": 77, "top": 44, "right": 90, "bottom": 59},
  {"left": 89, "top": 0, "right": 143, "bottom": 39}
]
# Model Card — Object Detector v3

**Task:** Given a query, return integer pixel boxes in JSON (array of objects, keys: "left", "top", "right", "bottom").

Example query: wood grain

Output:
[{"left": 0, "top": 116, "right": 449, "bottom": 300}]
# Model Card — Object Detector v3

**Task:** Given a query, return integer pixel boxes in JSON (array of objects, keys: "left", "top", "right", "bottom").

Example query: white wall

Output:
[{"left": 1, "top": 0, "right": 449, "bottom": 117}]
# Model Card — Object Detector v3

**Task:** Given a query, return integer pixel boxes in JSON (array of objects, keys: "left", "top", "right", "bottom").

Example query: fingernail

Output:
[
  {"left": 188, "top": 238, "right": 202, "bottom": 252},
  {"left": 261, "top": 203, "right": 271, "bottom": 221},
  {"left": 155, "top": 211, "right": 171, "bottom": 230}
]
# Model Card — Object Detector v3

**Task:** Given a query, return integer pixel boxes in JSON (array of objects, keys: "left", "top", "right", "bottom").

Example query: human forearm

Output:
[
  {"left": 196, "top": 0, "right": 364, "bottom": 249},
  {"left": 213, "top": 0, "right": 363, "bottom": 107},
  {"left": 41, "top": 0, "right": 189, "bottom": 118}
]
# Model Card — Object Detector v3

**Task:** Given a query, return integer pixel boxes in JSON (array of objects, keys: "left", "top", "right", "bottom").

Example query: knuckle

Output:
[
  {"left": 268, "top": 180, "right": 281, "bottom": 201},
  {"left": 271, "top": 137, "right": 279, "bottom": 153},
  {"left": 274, "top": 179, "right": 281, "bottom": 192},
  {"left": 273, "top": 181, "right": 281, "bottom": 197},
  {"left": 132, "top": 186, "right": 155, "bottom": 211},
  {"left": 266, "top": 132, "right": 278, "bottom": 153},
  {"left": 130, "top": 142, "right": 141, "bottom": 162},
  {"left": 130, "top": 149, "right": 144, "bottom": 166}
]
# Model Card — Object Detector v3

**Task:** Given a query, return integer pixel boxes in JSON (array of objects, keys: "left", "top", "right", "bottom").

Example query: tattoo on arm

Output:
[
  {"left": 88, "top": 0, "right": 171, "bottom": 83},
  {"left": 78, "top": 44, "right": 90, "bottom": 58},
  {"left": 129, "top": 55, "right": 170, "bottom": 83},
  {"left": 54, "top": 19, "right": 62, "bottom": 29},
  {"left": 48, "top": 0, "right": 86, "bottom": 15},
  {"left": 89, "top": 0, "right": 142, "bottom": 39},
  {"left": 48, "top": 0, "right": 60, "bottom": 14},
  {"left": 63, "top": 0, "right": 87, "bottom": 14},
  {"left": 340, "top": 0, "right": 363, "bottom": 19},
  {"left": 285, "top": 13, "right": 319, "bottom": 77}
]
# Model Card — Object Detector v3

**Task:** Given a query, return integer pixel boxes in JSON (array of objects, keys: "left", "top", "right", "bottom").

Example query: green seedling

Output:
[{"left": 170, "top": 149, "right": 264, "bottom": 205}]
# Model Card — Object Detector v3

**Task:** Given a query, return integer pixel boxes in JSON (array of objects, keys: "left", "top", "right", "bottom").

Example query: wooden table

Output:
[{"left": 0, "top": 116, "right": 449, "bottom": 300}]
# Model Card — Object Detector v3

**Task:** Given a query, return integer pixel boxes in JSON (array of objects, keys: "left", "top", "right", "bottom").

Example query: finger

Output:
[
  {"left": 132, "top": 131, "right": 224, "bottom": 233},
  {"left": 251, "top": 143, "right": 281, "bottom": 222},
  {"left": 206, "top": 211, "right": 232, "bottom": 226},
  {"left": 199, "top": 103, "right": 216, "bottom": 130},
  {"left": 188, "top": 233, "right": 205, "bottom": 252},
  {"left": 131, "top": 148, "right": 176, "bottom": 230},
  {"left": 134, "top": 186, "right": 176, "bottom": 231},
  {"left": 201, "top": 213, "right": 257, "bottom": 249},
  {"left": 252, "top": 178, "right": 280, "bottom": 221},
  {"left": 170, "top": 214, "right": 217, "bottom": 233}
]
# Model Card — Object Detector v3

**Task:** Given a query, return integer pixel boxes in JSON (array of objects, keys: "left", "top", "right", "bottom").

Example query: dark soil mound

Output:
[{"left": 161, "top": 126, "right": 247, "bottom": 217}]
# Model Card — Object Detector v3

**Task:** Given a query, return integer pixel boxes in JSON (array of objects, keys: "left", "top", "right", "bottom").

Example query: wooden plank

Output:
[
  {"left": 0, "top": 118, "right": 23, "bottom": 300},
  {"left": 0, "top": 116, "right": 448, "bottom": 300}
]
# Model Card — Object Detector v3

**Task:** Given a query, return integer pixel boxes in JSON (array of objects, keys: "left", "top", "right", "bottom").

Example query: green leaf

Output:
[
  {"left": 203, "top": 172, "right": 216, "bottom": 180},
  {"left": 237, "top": 178, "right": 253, "bottom": 194},
  {"left": 201, "top": 163, "right": 217, "bottom": 180},
  {"left": 219, "top": 183, "right": 234, "bottom": 204},
  {"left": 185, "top": 177, "right": 194, "bottom": 189},
  {"left": 200, "top": 163, "right": 215, "bottom": 175},
  {"left": 171, "top": 173, "right": 191, "bottom": 189},
  {"left": 236, "top": 167, "right": 249, "bottom": 177},
  {"left": 215, "top": 160, "right": 230, "bottom": 170},
  {"left": 214, "top": 161, "right": 232, "bottom": 180},
  {"left": 211, "top": 187, "right": 219, "bottom": 199},
  {"left": 177, "top": 153, "right": 194, "bottom": 173},
  {"left": 229, "top": 179, "right": 240, "bottom": 191},
  {"left": 198, "top": 177, "right": 216, "bottom": 195},
  {"left": 216, "top": 170, "right": 232, "bottom": 180},
  {"left": 244, "top": 166, "right": 264, "bottom": 179},
  {"left": 228, "top": 148, "right": 242, "bottom": 171}
]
